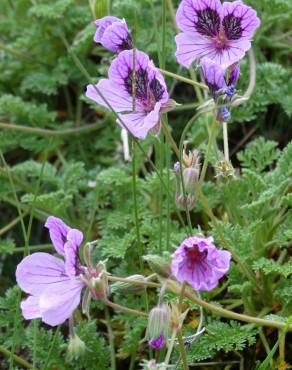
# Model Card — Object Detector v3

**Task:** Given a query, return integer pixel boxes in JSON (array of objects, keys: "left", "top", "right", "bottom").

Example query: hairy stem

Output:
[
  {"left": 0, "top": 345, "right": 34, "bottom": 369},
  {"left": 222, "top": 121, "right": 230, "bottom": 162}
]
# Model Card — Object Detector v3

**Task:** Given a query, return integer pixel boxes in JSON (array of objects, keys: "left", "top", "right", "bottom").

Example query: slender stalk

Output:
[
  {"left": 181, "top": 288, "right": 292, "bottom": 330},
  {"left": 164, "top": 329, "right": 178, "bottom": 367},
  {"left": 132, "top": 140, "right": 150, "bottom": 312},
  {"left": 105, "top": 299, "right": 147, "bottom": 318},
  {"left": 199, "top": 120, "right": 218, "bottom": 185},
  {"left": 0, "top": 122, "right": 102, "bottom": 136},
  {"left": 105, "top": 306, "right": 116, "bottom": 370},
  {"left": 0, "top": 213, "right": 28, "bottom": 236},
  {"left": 279, "top": 330, "right": 286, "bottom": 364},
  {"left": 177, "top": 331, "right": 189, "bottom": 370},
  {"left": 0, "top": 345, "right": 34, "bottom": 369},
  {"left": 222, "top": 121, "right": 229, "bottom": 162},
  {"left": 161, "top": 119, "right": 180, "bottom": 159},
  {"left": 158, "top": 68, "right": 208, "bottom": 90}
]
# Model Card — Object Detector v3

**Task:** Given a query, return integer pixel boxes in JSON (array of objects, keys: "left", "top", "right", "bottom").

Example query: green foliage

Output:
[
  {"left": 188, "top": 321, "right": 256, "bottom": 362},
  {"left": 0, "top": 0, "right": 291, "bottom": 368}
]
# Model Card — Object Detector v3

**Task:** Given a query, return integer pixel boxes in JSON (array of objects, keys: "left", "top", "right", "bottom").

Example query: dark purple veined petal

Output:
[
  {"left": 124, "top": 68, "right": 149, "bottom": 101},
  {"left": 44, "top": 216, "right": 71, "bottom": 256},
  {"left": 222, "top": 1, "right": 260, "bottom": 41},
  {"left": 176, "top": 0, "right": 222, "bottom": 36}
]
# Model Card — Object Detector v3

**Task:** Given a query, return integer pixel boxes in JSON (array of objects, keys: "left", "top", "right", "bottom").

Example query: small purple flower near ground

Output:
[
  {"left": 175, "top": 0, "right": 260, "bottom": 67},
  {"left": 171, "top": 235, "right": 231, "bottom": 291},
  {"left": 148, "top": 333, "right": 165, "bottom": 350},
  {"left": 94, "top": 16, "right": 133, "bottom": 53},
  {"left": 16, "top": 216, "right": 85, "bottom": 326},
  {"left": 86, "top": 49, "right": 175, "bottom": 139}
]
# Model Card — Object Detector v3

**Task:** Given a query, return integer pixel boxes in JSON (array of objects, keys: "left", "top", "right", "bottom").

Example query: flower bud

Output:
[
  {"left": 67, "top": 333, "right": 86, "bottom": 361},
  {"left": 215, "top": 159, "right": 235, "bottom": 179},
  {"left": 140, "top": 359, "right": 167, "bottom": 370},
  {"left": 174, "top": 146, "right": 200, "bottom": 211},
  {"left": 90, "top": 272, "right": 109, "bottom": 300},
  {"left": 111, "top": 274, "right": 147, "bottom": 294},
  {"left": 228, "top": 64, "right": 240, "bottom": 87},
  {"left": 146, "top": 304, "right": 170, "bottom": 349},
  {"left": 144, "top": 253, "right": 171, "bottom": 278}
]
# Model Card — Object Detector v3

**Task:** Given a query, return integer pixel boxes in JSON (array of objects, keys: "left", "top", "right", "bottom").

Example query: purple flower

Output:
[
  {"left": 175, "top": 0, "right": 260, "bottom": 68},
  {"left": 171, "top": 235, "right": 231, "bottom": 291},
  {"left": 200, "top": 58, "right": 240, "bottom": 121},
  {"left": 16, "top": 216, "right": 85, "bottom": 326},
  {"left": 86, "top": 50, "right": 175, "bottom": 139},
  {"left": 94, "top": 16, "right": 133, "bottom": 53},
  {"left": 148, "top": 333, "right": 165, "bottom": 350}
]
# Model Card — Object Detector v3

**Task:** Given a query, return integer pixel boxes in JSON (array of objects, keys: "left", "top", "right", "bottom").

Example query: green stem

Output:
[
  {"left": 161, "top": 119, "right": 180, "bottom": 159},
  {"left": 108, "top": 276, "right": 160, "bottom": 288},
  {"left": 0, "top": 122, "right": 102, "bottom": 137},
  {"left": 105, "top": 306, "right": 116, "bottom": 370},
  {"left": 222, "top": 121, "right": 229, "bottom": 162},
  {"left": 158, "top": 68, "right": 208, "bottom": 90},
  {"left": 164, "top": 329, "right": 178, "bottom": 367},
  {"left": 0, "top": 345, "right": 34, "bottom": 369},
  {"left": 182, "top": 288, "right": 292, "bottom": 330},
  {"left": 105, "top": 299, "right": 147, "bottom": 318},
  {"left": 132, "top": 141, "right": 149, "bottom": 312},
  {"left": 199, "top": 120, "right": 218, "bottom": 185},
  {"left": 177, "top": 330, "right": 189, "bottom": 370}
]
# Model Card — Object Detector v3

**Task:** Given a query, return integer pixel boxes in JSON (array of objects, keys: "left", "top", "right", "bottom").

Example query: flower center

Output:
[
  {"left": 185, "top": 245, "right": 207, "bottom": 263},
  {"left": 214, "top": 29, "right": 229, "bottom": 49}
]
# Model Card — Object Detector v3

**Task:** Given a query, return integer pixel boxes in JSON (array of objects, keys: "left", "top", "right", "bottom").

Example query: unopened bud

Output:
[
  {"left": 111, "top": 274, "right": 147, "bottom": 294},
  {"left": 215, "top": 160, "right": 235, "bottom": 179},
  {"left": 67, "top": 333, "right": 86, "bottom": 361},
  {"left": 228, "top": 63, "right": 240, "bottom": 86},
  {"left": 90, "top": 272, "right": 109, "bottom": 300},
  {"left": 144, "top": 254, "right": 171, "bottom": 278},
  {"left": 174, "top": 146, "right": 200, "bottom": 211},
  {"left": 146, "top": 304, "right": 170, "bottom": 349}
]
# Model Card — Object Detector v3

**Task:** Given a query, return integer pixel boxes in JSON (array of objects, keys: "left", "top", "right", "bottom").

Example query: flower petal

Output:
[
  {"left": 94, "top": 16, "right": 120, "bottom": 43},
  {"left": 64, "top": 229, "right": 83, "bottom": 277},
  {"left": 86, "top": 79, "right": 134, "bottom": 112},
  {"left": 176, "top": 0, "right": 222, "bottom": 36},
  {"left": 108, "top": 50, "right": 153, "bottom": 99},
  {"left": 101, "top": 20, "right": 132, "bottom": 52},
  {"left": 21, "top": 296, "right": 41, "bottom": 320},
  {"left": 222, "top": 0, "right": 260, "bottom": 41},
  {"left": 16, "top": 252, "right": 68, "bottom": 296},
  {"left": 175, "top": 32, "right": 216, "bottom": 68},
  {"left": 39, "top": 278, "right": 84, "bottom": 326},
  {"left": 200, "top": 58, "right": 227, "bottom": 98},
  {"left": 45, "top": 216, "right": 70, "bottom": 255},
  {"left": 117, "top": 101, "right": 162, "bottom": 139}
]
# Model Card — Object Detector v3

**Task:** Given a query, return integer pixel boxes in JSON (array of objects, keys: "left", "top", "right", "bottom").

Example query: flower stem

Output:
[
  {"left": 222, "top": 121, "right": 229, "bottom": 162},
  {"left": 0, "top": 122, "right": 102, "bottom": 137},
  {"left": 199, "top": 120, "right": 218, "bottom": 185},
  {"left": 158, "top": 68, "right": 208, "bottom": 90},
  {"left": 164, "top": 329, "right": 178, "bottom": 367},
  {"left": 161, "top": 119, "right": 180, "bottom": 159},
  {"left": 177, "top": 330, "right": 189, "bottom": 370},
  {"left": 0, "top": 345, "right": 34, "bottom": 369},
  {"left": 182, "top": 288, "right": 292, "bottom": 331},
  {"left": 108, "top": 275, "right": 160, "bottom": 288},
  {"left": 105, "top": 299, "right": 147, "bottom": 317},
  {"left": 105, "top": 306, "right": 116, "bottom": 370}
]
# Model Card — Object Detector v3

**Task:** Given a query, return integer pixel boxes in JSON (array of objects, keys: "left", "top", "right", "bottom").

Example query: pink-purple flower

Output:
[
  {"left": 200, "top": 58, "right": 240, "bottom": 121},
  {"left": 94, "top": 16, "right": 133, "bottom": 53},
  {"left": 16, "top": 216, "right": 85, "bottom": 326},
  {"left": 175, "top": 0, "right": 260, "bottom": 68},
  {"left": 171, "top": 235, "right": 231, "bottom": 291},
  {"left": 86, "top": 49, "right": 175, "bottom": 139}
]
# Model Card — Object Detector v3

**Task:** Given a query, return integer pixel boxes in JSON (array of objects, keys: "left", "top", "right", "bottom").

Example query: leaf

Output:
[{"left": 253, "top": 257, "right": 292, "bottom": 277}]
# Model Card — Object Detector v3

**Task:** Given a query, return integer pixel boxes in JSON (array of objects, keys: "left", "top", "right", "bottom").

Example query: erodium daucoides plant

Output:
[{"left": 0, "top": 0, "right": 291, "bottom": 369}]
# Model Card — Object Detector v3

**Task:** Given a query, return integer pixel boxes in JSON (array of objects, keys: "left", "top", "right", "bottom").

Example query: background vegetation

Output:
[{"left": 0, "top": 0, "right": 291, "bottom": 369}]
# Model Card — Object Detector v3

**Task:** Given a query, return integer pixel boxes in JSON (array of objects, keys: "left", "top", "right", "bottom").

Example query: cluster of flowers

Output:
[
  {"left": 16, "top": 0, "right": 260, "bottom": 357},
  {"left": 87, "top": 0, "right": 260, "bottom": 137}
]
